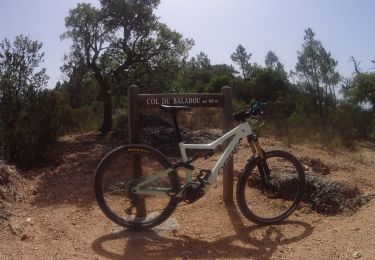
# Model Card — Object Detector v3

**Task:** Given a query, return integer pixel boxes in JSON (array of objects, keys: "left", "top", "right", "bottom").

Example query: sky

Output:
[{"left": 0, "top": 0, "right": 374, "bottom": 88}]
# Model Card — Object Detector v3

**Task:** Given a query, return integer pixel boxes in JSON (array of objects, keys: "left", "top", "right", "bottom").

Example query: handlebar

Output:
[{"left": 233, "top": 101, "right": 265, "bottom": 122}]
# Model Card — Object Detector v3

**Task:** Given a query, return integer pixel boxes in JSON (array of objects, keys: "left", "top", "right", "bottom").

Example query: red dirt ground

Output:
[{"left": 1, "top": 133, "right": 374, "bottom": 259}]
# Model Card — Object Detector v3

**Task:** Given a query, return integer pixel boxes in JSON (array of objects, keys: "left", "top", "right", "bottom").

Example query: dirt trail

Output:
[{"left": 0, "top": 133, "right": 374, "bottom": 259}]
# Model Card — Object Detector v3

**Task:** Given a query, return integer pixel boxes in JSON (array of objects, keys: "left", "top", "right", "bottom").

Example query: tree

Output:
[
  {"left": 346, "top": 72, "right": 375, "bottom": 108},
  {"left": 265, "top": 51, "right": 278, "bottom": 69},
  {"left": 253, "top": 67, "right": 289, "bottom": 102},
  {"left": 178, "top": 53, "right": 212, "bottom": 92},
  {"left": 62, "top": 0, "right": 192, "bottom": 133},
  {"left": 319, "top": 47, "right": 340, "bottom": 112},
  {"left": 343, "top": 57, "right": 375, "bottom": 108},
  {"left": 0, "top": 35, "right": 55, "bottom": 166},
  {"left": 231, "top": 44, "right": 254, "bottom": 80},
  {"left": 195, "top": 52, "right": 211, "bottom": 69},
  {"left": 265, "top": 50, "right": 287, "bottom": 76},
  {"left": 61, "top": 3, "right": 110, "bottom": 132},
  {"left": 295, "top": 28, "right": 339, "bottom": 117}
]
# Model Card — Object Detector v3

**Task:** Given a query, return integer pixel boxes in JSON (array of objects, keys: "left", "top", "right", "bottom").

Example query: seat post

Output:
[
  {"left": 171, "top": 112, "right": 183, "bottom": 143},
  {"left": 160, "top": 105, "right": 190, "bottom": 143}
]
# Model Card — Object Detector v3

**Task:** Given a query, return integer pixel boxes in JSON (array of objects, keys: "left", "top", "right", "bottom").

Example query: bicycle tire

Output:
[
  {"left": 94, "top": 144, "right": 180, "bottom": 229},
  {"left": 236, "top": 150, "right": 305, "bottom": 225}
]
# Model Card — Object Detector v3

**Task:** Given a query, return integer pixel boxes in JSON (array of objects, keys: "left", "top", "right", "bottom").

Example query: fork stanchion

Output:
[
  {"left": 222, "top": 86, "right": 234, "bottom": 202},
  {"left": 128, "top": 85, "right": 147, "bottom": 217}
]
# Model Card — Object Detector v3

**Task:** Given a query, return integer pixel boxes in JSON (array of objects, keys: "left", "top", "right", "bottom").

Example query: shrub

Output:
[
  {"left": 113, "top": 109, "right": 127, "bottom": 134},
  {"left": 0, "top": 90, "right": 69, "bottom": 168},
  {"left": 288, "top": 112, "right": 304, "bottom": 125},
  {"left": 0, "top": 35, "right": 67, "bottom": 168},
  {"left": 207, "top": 75, "right": 231, "bottom": 93}
]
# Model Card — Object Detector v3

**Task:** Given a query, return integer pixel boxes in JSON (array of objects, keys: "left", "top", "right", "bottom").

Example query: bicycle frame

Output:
[{"left": 132, "top": 121, "right": 253, "bottom": 197}]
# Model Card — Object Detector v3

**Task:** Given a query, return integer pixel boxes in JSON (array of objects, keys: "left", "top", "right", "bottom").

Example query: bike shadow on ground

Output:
[{"left": 91, "top": 201, "right": 313, "bottom": 259}]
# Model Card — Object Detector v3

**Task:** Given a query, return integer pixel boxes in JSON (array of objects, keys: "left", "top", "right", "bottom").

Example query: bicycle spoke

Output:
[
  {"left": 95, "top": 145, "right": 179, "bottom": 229},
  {"left": 237, "top": 150, "right": 305, "bottom": 224}
]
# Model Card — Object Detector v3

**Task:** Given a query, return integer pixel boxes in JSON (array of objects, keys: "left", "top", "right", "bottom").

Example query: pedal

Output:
[
  {"left": 197, "top": 169, "right": 211, "bottom": 185},
  {"left": 125, "top": 206, "right": 133, "bottom": 215},
  {"left": 125, "top": 200, "right": 136, "bottom": 215}
]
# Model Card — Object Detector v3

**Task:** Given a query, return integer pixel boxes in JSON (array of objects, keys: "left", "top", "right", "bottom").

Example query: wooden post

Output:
[
  {"left": 222, "top": 86, "right": 234, "bottom": 201},
  {"left": 127, "top": 85, "right": 146, "bottom": 217},
  {"left": 128, "top": 85, "right": 140, "bottom": 143}
]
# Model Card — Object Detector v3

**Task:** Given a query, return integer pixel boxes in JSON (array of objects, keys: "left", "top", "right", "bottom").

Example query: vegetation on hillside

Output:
[{"left": 0, "top": 0, "right": 374, "bottom": 168}]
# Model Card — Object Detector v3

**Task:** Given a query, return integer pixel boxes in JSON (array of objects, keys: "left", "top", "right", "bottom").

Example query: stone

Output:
[{"left": 352, "top": 251, "right": 361, "bottom": 258}]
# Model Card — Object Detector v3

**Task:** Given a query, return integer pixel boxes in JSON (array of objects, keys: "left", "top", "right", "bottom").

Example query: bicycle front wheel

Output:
[
  {"left": 236, "top": 150, "right": 305, "bottom": 225},
  {"left": 94, "top": 144, "right": 180, "bottom": 229}
]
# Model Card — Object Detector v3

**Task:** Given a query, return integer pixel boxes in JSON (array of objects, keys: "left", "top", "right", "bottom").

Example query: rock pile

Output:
[
  {"left": 304, "top": 175, "right": 373, "bottom": 215},
  {"left": 275, "top": 171, "right": 373, "bottom": 215},
  {"left": 115, "top": 113, "right": 221, "bottom": 155},
  {"left": 300, "top": 156, "right": 333, "bottom": 175}
]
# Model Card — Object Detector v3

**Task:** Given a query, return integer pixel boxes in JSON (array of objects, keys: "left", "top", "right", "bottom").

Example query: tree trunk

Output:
[
  {"left": 325, "top": 84, "right": 328, "bottom": 116},
  {"left": 315, "top": 84, "right": 324, "bottom": 118},
  {"left": 331, "top": 85, "right": 336, "bottom": 113},
  {"left": 100, "top": 86, "right": 112, "bottom": 134},
  {"left": 91, "top": 65, "right": 112, "bottom": 134}
]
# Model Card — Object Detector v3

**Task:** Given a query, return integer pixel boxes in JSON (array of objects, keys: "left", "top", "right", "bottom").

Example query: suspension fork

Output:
[{"left": 247, "top": 135, "right": 272, "bottom": 186}]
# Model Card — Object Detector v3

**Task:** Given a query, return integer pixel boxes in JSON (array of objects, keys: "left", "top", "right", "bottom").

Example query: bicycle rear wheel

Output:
[
  {"left": 94, "top": 144, "right": 180, "bottom": 229},
  {"left": 236, "top": 150, "right": 305, "bottom": 225}
]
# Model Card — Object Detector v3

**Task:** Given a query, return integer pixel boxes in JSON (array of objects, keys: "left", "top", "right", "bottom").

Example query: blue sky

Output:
[{"left": 0, "top": 0, "right": 374, "bottom": 88}]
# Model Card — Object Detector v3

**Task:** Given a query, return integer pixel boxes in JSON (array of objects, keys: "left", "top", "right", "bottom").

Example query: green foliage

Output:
[
  {"left": 71, "top": 105, "right": 103, "bottom": 132},
  {"left": 263, "top": 102, "right": 374, "bottom": 149},
  {"left": 2, "top": 10, "right": 375, "bottom": 173},
  {"left": 232, "top": 99, "right": 247, "bottom": 113},
  {"left": 345, "top": 72, "right": 375, "bottom": 108},
  {"left": 171, "top": 53, "right": 235, "bottom": 93},
  {"left": 56, "top": 20, "right": 374, "bottom": 151},
  {"left": 54, "top": 97, "right": 104, "bottom": 134},
  {"left": 62, "top": 0, "right": 193, "bottom": 132},
  {"left": 265, "top": 51, "right": 279, "bottom": 69},
  {"left": 296, "top": 28, "right": 340, "bottom": 117},
  {"left": 253, "top": 68, "right": 288, "bottom": 101},
  {"left": 207, "top": 75, "right": 231, "bottom": 93},
  {"left": 0, "top": 36, "right": 58, "bottom": 167},
  {"left": 55, "top": 73, "right": 99, "bottom": 110},
  {"left": 231, "top": 44, "right": 255, "bottom": 80},
  {"left": 288, "top": 112, "right": 304, "bottom": 125},
  {"left": 329, "top": 105, "right": 358, "bottom": 147},
  {"left": 113, "top": 109, "right": 127, "bottom": 134}
]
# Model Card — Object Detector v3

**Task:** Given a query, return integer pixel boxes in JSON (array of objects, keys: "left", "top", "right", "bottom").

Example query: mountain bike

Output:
[{"left": 94, "top": 102, "right": 305, "bottom": 229}]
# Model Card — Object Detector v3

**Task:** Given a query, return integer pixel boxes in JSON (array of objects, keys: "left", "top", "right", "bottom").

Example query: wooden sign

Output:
[{"left": 138, "top": 93, "right": 224, "bottom": 108}]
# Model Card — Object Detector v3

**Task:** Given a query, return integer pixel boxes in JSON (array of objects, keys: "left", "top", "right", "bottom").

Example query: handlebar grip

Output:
[
  {"left": 233, "top": 101, "right": 265, "bottom": 122},
  {"left": 250, "top": 101, "right": 264, "bottom": 115}
]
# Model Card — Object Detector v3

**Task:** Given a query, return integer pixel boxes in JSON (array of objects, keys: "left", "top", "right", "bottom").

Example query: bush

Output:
[
  {"left": 53, "top": 99, "right": 103, "bottom": 134},
  {"left": 0, "top": 35, "right": 68, "bottom": 168},
  {"left": 113, "top": 109, "right": 127, "bottom": 133},
  {"left": 288, "top": 111, "right": 304, "bottom": 125},
  {"left": 0, "top": 90, "right": 70, "bottom": 168},
  {"left": 70, "top": 106, "right": 102, "bottom": 132},
  {"left": 207, "top": 75, "right": 231, "bottom": 93}
]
